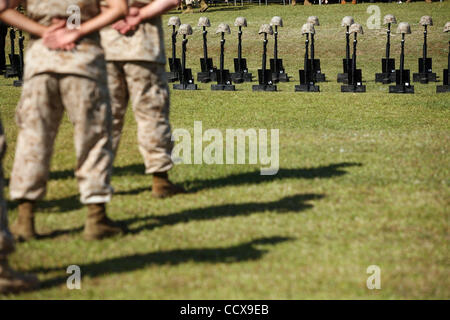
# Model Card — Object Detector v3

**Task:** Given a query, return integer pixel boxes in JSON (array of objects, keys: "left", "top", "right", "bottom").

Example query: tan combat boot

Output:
[
  {"left": 341, "top": 0, "right": 346, "bottom": 3},
  {"left": 83, "top": 204, "right": 126, "bottom": 241},
  {"left": 200, "top": 0, "right": 209, "bottom": 12},
  {"left": 10, "top": 201, "right": 37, "bottom": 241},
  {"left": 182, "top": 4, "right": 194, "bottom": 14},
  {"left": 152, "top": 172, "right": 186, "bottom": 199},
  {"left": 0, "top": 258, "right": 39, "bottom": 294},
  {"left": 291, "top": 0, "right": 296, "bottom": 5},
  {"left": 304, "top": 0, "right": 312, "bottom": 5}
]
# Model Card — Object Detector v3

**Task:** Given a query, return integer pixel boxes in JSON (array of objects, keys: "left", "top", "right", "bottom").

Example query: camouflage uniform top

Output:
[
  {"left": 23, "top": 0, "right": 105, "bottom": 81},
  {"left": 99, "top": 0, "right": 166, "bottom": 64}
]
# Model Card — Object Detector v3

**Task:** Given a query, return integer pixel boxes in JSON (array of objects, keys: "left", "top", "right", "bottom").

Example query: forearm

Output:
[
  {"left": 138, "top": 0, "right": 180, "bottom": 22},
  {"left": 0, "top": 9, "right": 46, "bottom": 37},
  {"left": 78, "top": 0, "right": 127, "bottom": 37}
]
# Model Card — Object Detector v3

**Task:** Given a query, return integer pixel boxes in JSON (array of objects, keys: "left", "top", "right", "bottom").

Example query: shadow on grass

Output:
[
  {"left": 7, "top": 194, "right": 83, "bottom": 213},
  {"left": 116, "top": 162, "right": 362, "bottom": 195},
  {"left": 18, "top": 162, "right": 358, "bottom": 214},
  {"left": 27, "top": 192, "right": 323, "bottom": 240},
  {"left": 31, "top": 236, "right": 292, "bottom": 290},
  {"left": 123, "top": 193, "right": 324, "bottom": 234}
]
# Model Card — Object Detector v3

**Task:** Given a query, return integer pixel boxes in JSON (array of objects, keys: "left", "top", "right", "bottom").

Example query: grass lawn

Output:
[{"left": 0, "top": 2, "right": 449, "bottom": 299}]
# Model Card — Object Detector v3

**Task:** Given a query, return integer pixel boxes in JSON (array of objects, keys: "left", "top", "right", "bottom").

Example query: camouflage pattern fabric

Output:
[
  {"left": 23, "top": 0, "right": 106, "bottom": 81},
  {"left": 100, "top": 0, "right": 166, "bottom": 63},
  {"left": 9, "top": 74, "right": 114, "bottom": 205},
  {"left": 106, "top": 61, "right": 173, "bottom": 174}
]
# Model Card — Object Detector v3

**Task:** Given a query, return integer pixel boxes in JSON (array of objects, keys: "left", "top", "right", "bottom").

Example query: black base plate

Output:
[
  {"left": 173, "top": 83, "right": 198, "bottom": 90},
  {"left": 197, "top": 71, "right": 217, "bottom": 83},
  {"left": 272, "top": 72, "right": 289, "bottom": 83},
  {"left": 337, "top": 73, "right": 348, "bottom": 83},
  {"left": 231, "top": 72, "right": 253, "bottom": 84},
  {"left": 13, "top": 80, "right": 22, "bottom": 87},
  {"left": 375, "top": 72, "right": 396, "bottom": 84},
  {"left": 211, "top": 84, "right": 236, "bottom": 91},
  {"left": 436, "top": 85, "right": 450, "bottom": 93},
  {"left": 313, "top": 72, "right": 326, "bottom": 83},
  {"left": 167, "top": 71, "right": 180, "bottom": 83},
  {"left": 295, "top": 84, "right": 320, "bottom": 92},
  {"left": 341, "top": 85, "right": 366, "bottom": 93},
  {"left": 413, "top": 72, "right": 437, "bottom": 84},
  {"left": 252, "top": 84, "right": 277, "bottom": 92},
  {"left": 389, "top": 85, "right": 414, "bottom": 94},
  {"left": 4, "top": 67, "right": 18, "bottom": 78}
]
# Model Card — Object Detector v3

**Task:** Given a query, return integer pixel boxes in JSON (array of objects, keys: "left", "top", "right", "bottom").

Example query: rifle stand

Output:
[
  {"left": 413, "top": 25, "right": 437, "bottom": 84},
  {"left": 295, "top": 33, "right": 320, "bottom": 92},
  {"left": 253, "top": 33, "right": 277, "bottom": 92},
  {"left": 270, "top": 25, "right": 289, "bottom": 83},
  {"left": 338, "top": 26, "right": 352, "bottom": 83},
  {"left": 211, "top": 32, "right": 235, "bottom": 91},
  {"left": 341, "top": 33, "right": 365, "bottom": 93},
  {"left": 308, "top": 34, "right": 325, "bottom": 82},
  {"left": 231, "top": 26, "right": 252, "bottom": 84},
  {"left": 375, "top": 23, "right": 396, "bottom": 84},
  {"left": 197, "top": 25, "right": 217, "bottom": 83},
  {"left": 389, "top": 33, "right": 414, "bottom": 94},
  {"left": 173, "top": 34, "right": 197, "bottom": 91}
]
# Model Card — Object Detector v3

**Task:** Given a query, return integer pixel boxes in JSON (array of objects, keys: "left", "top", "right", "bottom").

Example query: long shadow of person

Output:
[
  {"left": 31, "top": 193, "right": 323, "bottom": 240},
  {"left": 123, "top": 193, "right": 324, "bottom": 234},
  {"left": 115, "top": 162, "right": 362, "bottom": 195},
  {"left": 31, "top": 236, "right": 293, "bottom": 290}
]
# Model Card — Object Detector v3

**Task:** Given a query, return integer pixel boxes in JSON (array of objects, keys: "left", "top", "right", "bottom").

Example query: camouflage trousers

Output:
[
  {"left": 9, "top": 74, "right": 114, "bottom": 205},
  {"left": 0, "top": 120, "right": 14, "bottom": 259},
  {"left": 106, "top": 61, "right": 173, "bottom": 174}
]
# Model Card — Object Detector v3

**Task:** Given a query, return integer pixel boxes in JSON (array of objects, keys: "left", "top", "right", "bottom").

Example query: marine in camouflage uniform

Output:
[
  {"left": 0, "top": 0, "right": 39, "bottom": 295},
  {"left": 7, "top": 0, "right": 127, "bottom": 242},
  {"left": 100, "top": 0, "right": 185, "bottom": 198}
]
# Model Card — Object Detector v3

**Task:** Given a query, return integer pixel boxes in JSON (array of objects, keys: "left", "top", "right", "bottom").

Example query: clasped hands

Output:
[{"left": 42, "top": 7, "right": 141, "bottom": 51}]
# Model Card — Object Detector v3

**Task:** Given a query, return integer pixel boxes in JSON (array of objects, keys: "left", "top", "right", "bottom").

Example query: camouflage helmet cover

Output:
[
  {"left": 259, "top": 24, "right": 274, "bottom": 35},
  {"left": 419, "top": 16, "right": 433, "bottom": 26},
  {"left": 178, "top": 24, "right": 193, "bottom": 36},
  {"left": 383, "top": 14, "right": 397, "bottom": 25},
  {"left": 216, "top": 23, "right": 231, "bottom": 34},
  {"left": 396, "top": 22, "right": 412, "bottom": 34},
  {"left": 307, "top": 16, "right": 320, "bottom": 26},
  {"left": 301, "top": 23, "right": 315, "bottom": 35},
  {"left": 198, "top": 17, "right": 211, "bottom": 28},
  {"left": 349, "top": 23, "right": 364, "bottom": 35},
  {"left": 234, "top": 17, "right": 248, "bottom": 27},
  {"left": 270, "top": 16, "right": 283, "bottom": 27},
  {"left": 444, "top": 22, "right": 450, "bottom": 33},
  {"left": 341, "top": 16, "right": 355, "bottom": 27},
  {"left": 168, "top": 16, "right": 181, "bottom": 27}
]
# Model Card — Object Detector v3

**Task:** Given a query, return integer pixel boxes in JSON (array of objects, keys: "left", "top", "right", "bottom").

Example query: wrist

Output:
[
  {"left": 73, "top": 27, "right": 84, "bottom": 39},
  {"left": 38, "top": 25, "right": 49, "bottom": 38},
  {"left": 137, "top": 10, "right": 145, "bottom": 23}
]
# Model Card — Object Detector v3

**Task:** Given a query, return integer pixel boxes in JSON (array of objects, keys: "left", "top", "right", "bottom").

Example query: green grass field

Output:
[{"left": 0, "top": 2, "right": 449, "bottom": 299}]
